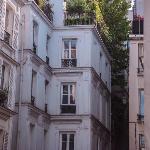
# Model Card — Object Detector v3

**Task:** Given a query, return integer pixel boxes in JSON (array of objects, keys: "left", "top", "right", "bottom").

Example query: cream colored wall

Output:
[
  {"left": 129, "top": 36, "right": 144, "bottom": 150},
  {"left": 144, "top": 0, "right": 150, "bottom": 149}
]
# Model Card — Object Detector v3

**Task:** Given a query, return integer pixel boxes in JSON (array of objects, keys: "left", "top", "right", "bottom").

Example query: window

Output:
[
  {"left": 46, "top": 35, "right": 50, "bottom": 56},
  {"left": 62, "top": 39, "right": 77, "bottom": 67},
  {"left": 139, "top": 89, "right": 144, "bottom": 119},
  {"left": 45, "top": 80, "right": 49, "bottom": 112},
  {"left": 1, "top": 64, "right": 10, "bottom": 90},
  {"left": 61, "top": 83, "right": 76, "bottom": 113},
  {"left": 4, "top": 5, "right": 14, "bottom": 44},
  {"left": 31, "top": 70, "right": 37, "bottom": 105},
  {"left": 60, "top": 133, "right": 75, "bottom": 150},
  {"left": 33, "top": 21, "right": 38, "bottom": 54},
  {"left": 139, "top": 134, "right": 145, "bottom": 149},
  {"left": 138, "top": 43, "right": 144, "bottom": 73},
  {"left": 46, "top": 35, "right": 50, "bottom": 64}
]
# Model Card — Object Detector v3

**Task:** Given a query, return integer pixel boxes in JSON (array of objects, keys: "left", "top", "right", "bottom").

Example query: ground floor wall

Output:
[{"left": 12, "top": 105, "right": 110, "bottom": 150}]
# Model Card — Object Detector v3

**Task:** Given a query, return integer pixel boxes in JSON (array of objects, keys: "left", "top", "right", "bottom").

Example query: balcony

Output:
[
  {"left": 61, "top": 105, "right": 76, "bottom": 114},
  {"left": 0, "top": 89, "right": 8, "bottom": 108},
  {"left": 137, "top": 114, "right": 144, "bottom": 122},
  {"left": 65, "top": 15, "right": 96, "bottom": 26},
  {"left": 61, "top": 59, "right": 77, "bottom": 67},
  {"left": 4, "top": 31, "right": 11, "bottom": 45},
  {"left": 137, "top": 68, "right": 144, "bottom": 74},
  {"left": 34, "top": 0, "right": 53, "bottom": 22}
]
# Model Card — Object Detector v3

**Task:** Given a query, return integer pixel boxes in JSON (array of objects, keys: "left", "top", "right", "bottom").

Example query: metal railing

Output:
[
  {"left": 61, "top": 59, "right": 77, "bottom": 67},
  {"left": 137, "top": 68, "right": 144, "bottom": 74},
  {"left": 65, "top": 16, "right": 96, "bottom": 26},
  {"left": 34, "top": 0, "right": 53, "bottom": 22}
]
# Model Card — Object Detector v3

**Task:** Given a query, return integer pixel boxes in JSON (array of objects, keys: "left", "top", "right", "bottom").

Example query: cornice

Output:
[
  {"left": 23, "top": 49, "right": 52, "bottom": 74},
  {"left": 129, "top": 34, "right": 144, "bottom": 40},
  {"left": 0, "top": 49, "right": 19, "bottom": 66},
  {"left": 52, "top": 67, "right": 111, "bottom": 93},
  {"left": 16, "top": 102, "right": 51, "bottom": 118},
  {"left": 92, "top": 27, "right": 112, "bottom": 63},
  {"left": 90, "top": 115, "right": 110, "bottom": 135}
]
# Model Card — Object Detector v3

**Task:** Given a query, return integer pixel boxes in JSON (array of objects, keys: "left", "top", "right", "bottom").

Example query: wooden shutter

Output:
[
  {"left": 3, "top": 132, "right": 8, "bottom": 150},
  {"left": 12, "top": 8, "right": 20, "bottom": 50},
  {"left": 0, "top": 0, "right": 6, "bottom": 40},
  {"left": 7, "top": 67, "right": 14, "bottom": 108}
]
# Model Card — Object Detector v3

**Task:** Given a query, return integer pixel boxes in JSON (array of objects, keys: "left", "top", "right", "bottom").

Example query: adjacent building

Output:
[
  {"left": 144, "top": 0, "right": 150, "bottom": 149},
  {"left": 0, "top": 0, "right": 20, "bottom": 149},
  {"left": 0, "top": 0, "right": 112, "bottom": 150},
  {"left": 129, "top": 0, "right": 144, "bottom": 149}
]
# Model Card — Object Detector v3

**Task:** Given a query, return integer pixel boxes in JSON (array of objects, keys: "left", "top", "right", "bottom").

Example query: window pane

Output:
[
  {"left": 64, "top": 50, "right": 69, "bottom": 59},
  {"left": 139, "top": 90, "right": 144, "bottom": 116},
  {"left": 63, "top": 85, "right": 68, "bottom": 94},
  {"left": 62, "top": 134, "right": 67, "bottom": 150},
  {"left": 71, "top": 40, "right": 77, "bottom": 50},
  {"left": 70, "top": 95, "right": 75, "bottom": 104},
  {"left": 64, "top": 41, "right": 69, "bottom": 49},
  {"left": 71, "top": 50, "right": 76, "bottom": 59},
  {"left": 70, "top": 85, "right": 75, "bottom": 104},
  {"left": 62, "top": 95, "right": 68, "bottom": 104},
  {"left": 69, "top": 134, "right": 74, "bottom": 150}
]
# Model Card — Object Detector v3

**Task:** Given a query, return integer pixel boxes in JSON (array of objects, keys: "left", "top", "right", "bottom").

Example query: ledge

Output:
[
  {"left": 23, "top": 49, "right": 52, "bottom": 74},
  {"left": 0, "top": 106, "right": 16, "bottom": 121}
]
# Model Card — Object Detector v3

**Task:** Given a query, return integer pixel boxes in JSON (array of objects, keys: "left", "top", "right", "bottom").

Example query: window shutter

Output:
[
  {"left": 3, "top": 132, "right": 8, "bottom": 150},
  {"left": 12, "top": 8, "right": 20, "bottom": 50},
  {"left": 0, "top": 0, "right": 6, "bottom": 40},
  {"left": 7, "top": 67, "right": 14, "bottom": 108}
]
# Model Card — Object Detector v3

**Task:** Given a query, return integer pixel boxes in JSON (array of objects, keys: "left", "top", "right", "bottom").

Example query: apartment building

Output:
[
  {"left": 144, "top": 0, "right": 150, "bottom": 149},
  {"left": 0, "top": 0, "right": 20, "bottom": 149},
  {"left": 0, "top": 0, "right": 112, "bottom": 150},
  {"left": 129, "top": 0, "right": 144, "bottom": 149}
]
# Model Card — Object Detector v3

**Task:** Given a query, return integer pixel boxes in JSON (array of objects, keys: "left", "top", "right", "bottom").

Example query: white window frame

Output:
[
  {"left": 61, "top": 83, "right": 76, "bottom": 106},
  {"left": 62, "top": 39, "right": 77, "bottom": 59},
  {"left": 59, "top": 132, "right": 75, "bottom": 150}
]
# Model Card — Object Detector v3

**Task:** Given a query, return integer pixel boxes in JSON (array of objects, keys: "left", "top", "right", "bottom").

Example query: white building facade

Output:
[
  {"left": 0, "top": 0, "right": 20, "bottom": 149},
  {"left": 4, "top": 0, "right": 112, "bottom": 150}
]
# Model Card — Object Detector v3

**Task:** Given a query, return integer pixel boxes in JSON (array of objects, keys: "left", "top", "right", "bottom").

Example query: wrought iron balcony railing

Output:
[
  {"left": 61, "top": 59, "right": 77, "bottom": 67},
  {"left": 34, "top": 0, "right": 53, "bottom": 22},
  {"left": 137, "top": 114, "right": 144, "bottom": 122},
  {"left": 4, "top": 31, "right": 11, "bottom": 45},
  {"left": 64, "top": 14, "right": 96, "bottom": 26},
  {"left": 137, "top": 68, "right": 144, "bottom": 74}
]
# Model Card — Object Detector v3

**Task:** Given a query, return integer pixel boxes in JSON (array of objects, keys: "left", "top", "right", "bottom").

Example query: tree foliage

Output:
[{"left": 67, "top": 0, "right": 130, "bottom": 86}]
